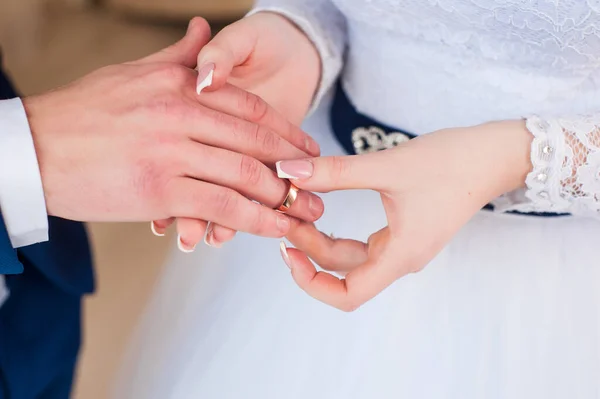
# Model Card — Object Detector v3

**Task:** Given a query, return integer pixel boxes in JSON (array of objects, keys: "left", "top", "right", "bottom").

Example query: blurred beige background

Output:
[{"left": 0, "top": 0, "right": 251, "bottom": 398}]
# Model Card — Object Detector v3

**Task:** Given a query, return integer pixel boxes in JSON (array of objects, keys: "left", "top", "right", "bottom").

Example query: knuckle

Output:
[
  {"left": 213, "top": 110, "right": 232, "bottom": 128},
  {"left": 212, "top": 189, "right": 238, "bottom": 218},
  {"left": 153, "top": 63, "right": 189, "bottom": 84},
  {"left": 329, "top": 156, "right": 348, "bottom": 186},
  {"left": 250, "top": 208, "right": 268, "bottom": 236},
  {"left": 242, "top": 91, "right": 269, "bottom": 123},
  {"left": 259, "top": 127, "right": 281, "bottom": 157},
  {"left": 145, "top": 93, "right": 187, "bottom": 118},
  {"left": 214, "top": 112, "right": 244, "bottom": 140},
  {"left": 247, "top": 121, "right": 261, "bottom": 143},
  {"left": 238, "top": 155, "right": 263, "bottom": 187}
]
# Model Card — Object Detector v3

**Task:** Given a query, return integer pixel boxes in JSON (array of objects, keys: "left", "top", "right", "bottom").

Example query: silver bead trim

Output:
[
  {"left": 537, "top": 173, "right": 548, "bottom": 182},
  {"left": 542, "top": 145, "right": 553, "bottom": 155}
]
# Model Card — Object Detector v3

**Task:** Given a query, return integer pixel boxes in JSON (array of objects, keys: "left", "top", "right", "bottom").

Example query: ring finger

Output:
[{"left": 183, "top": 142, "right": 324, "bottom": 222}]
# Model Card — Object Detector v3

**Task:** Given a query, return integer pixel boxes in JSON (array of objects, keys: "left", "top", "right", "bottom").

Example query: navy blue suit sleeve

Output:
[
  {"left": 0, "top": 56, "right": 26, "bottom": 273},
  {"left": 0, "top": 211, "right": 24, "bottom": 274}
]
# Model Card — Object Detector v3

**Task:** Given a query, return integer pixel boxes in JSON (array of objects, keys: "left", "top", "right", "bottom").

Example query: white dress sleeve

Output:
[
  {"left": 495, "top": 115, "right": 600, "bottom": 217},
  {"left": 248, "top": 0, "right": 347, "bottom": 111}
]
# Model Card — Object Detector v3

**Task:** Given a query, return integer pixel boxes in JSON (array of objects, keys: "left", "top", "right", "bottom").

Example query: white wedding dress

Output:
[{"left": 115, "top": 1, "right": 600, "bottom": 398}]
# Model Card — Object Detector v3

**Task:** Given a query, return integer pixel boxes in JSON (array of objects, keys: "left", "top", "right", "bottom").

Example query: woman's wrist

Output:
[
  {"left": 468, "top": 120, "right": 533, "bottom": 197},
  {"left": 254, "top": 12, "right": 321, "bottom": 99}
]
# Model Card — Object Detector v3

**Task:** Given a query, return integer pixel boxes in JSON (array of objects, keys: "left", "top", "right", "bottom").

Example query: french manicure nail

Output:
[
  {"left": 276, "top": 160, "right": 314, "bottom": 180},
  {"left": 305, "top": 137, "right": 320, "bottom": 155},
  {"left": 196, "top": 63, "right": 215, "bottom": 94},
  {"left": 177, "top": 234, "right": 196, "bottom": 253},
  {"left": 150, "top": 221, "right": 165, "bottom": 237},
  {"left": 203, "top": 222, "right": 213, "bottom": 246},
  {"left": 206, "top": 234, "right": 222, "bottom": 248},
  {"left": 205, "top": 233, "right": 223, "bottom": 248},
  {"left": 203, "top": 223, "right": 222, "bottom": 248},
  {"left": 280, "top": 241, "right": 292, "bottom": 269}
]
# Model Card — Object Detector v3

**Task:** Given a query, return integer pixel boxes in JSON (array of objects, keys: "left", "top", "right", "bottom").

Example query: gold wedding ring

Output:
[{"left": 276, "top": 182, "right": 299, "bottom": 213}]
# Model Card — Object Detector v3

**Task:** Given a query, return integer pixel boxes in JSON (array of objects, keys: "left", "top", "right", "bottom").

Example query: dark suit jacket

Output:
[{"left": 0, "top": 57, "right": 94, "bottom": 398}]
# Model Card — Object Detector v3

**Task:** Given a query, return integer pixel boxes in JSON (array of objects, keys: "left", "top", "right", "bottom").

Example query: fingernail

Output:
[
  {"left": 150, "top": 221, "right": 165, "bottom": 237},
  {"left": 203, "top": 223, "right": 222, "bottom": 248},
  {"left": 305, "top": 137, "right": 320, "bottom": 155},
  {"left": 279, "top": 241, "right": 292, "bottom": 269},
  {"left": 276, "top": 160, "right": 313, "bottom": 180},
  {"left": 196, "top": 63, "right": 214, "bottom": 94},
  {"left": 177, "top": 234, "right": 196, "bottom": 253},
  {"left": 186, "top": 18, "right": 195, "bottom": 34},
  {"left": 308, "top": 195, "right": 324, "bottom": 219},
  {"left": 276, "top": 214, "right": 291, "bottom": 233}
]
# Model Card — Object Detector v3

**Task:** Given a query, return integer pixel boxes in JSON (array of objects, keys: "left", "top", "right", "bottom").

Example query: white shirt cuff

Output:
[{"left": 0, "top": 98, "right": 49, "bottom": 248}]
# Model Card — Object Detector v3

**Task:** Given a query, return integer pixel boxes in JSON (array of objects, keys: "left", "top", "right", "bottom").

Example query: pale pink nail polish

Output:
[
  {"left": 177, "top": 234, "right": 196, "bottom": 253},
  {"left": 203, "top": 223, "right": 222, "bottom": 248},
  {"left": 305, "top": 137, "right": 320, "bottom": 155},
  {"left": 196, "top": 63, "right": 215, "bottom": 94},
  {"left": 203, "top": 222, "right": 213, "bottom": 246},
  {"left": 207, "top": 235, "right": 222, "bottom": 248},
  {"left": 280, "top": 241, "right": 292, "bottom": 269},
  {"left": 150, "top": 221, "right": 165, "bottom": 237},
  {"left": 308, "top": 195, "right": 324, "bottom": 219},
  {"left": 275, "top": 160, "right": 314, "bottom": 180}
]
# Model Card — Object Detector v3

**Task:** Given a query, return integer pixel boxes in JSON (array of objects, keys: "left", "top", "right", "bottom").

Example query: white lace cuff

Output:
[
  {"left": 494, "top": 115, "right": 600, "bottom": 217},
  {"left": 248, "top": 0, "right": 347, "bottom": 114}
]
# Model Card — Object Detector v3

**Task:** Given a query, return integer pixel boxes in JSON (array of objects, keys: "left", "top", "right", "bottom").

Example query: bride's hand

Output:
[
  {"left": 278, "top": 122, "right": 534, "bottom": 311},
  {"left": 195, "top": 12, "right": 321, "bottom": 125}
]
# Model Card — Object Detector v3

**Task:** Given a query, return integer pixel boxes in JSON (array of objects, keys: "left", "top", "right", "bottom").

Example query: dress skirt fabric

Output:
[{"left": 114, "top": 100, "right": 600, "bottom": 399}]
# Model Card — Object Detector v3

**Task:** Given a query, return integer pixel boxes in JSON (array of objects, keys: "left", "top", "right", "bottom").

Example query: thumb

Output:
[
  {"left": 275, "top": 153, "right": 389, "bottom": 193},
  {"left": 195, "top": 19, "right": 258, "bottom": 94},
  {"left": 139, "top": 17, "right": 211, "bottom": 67}
]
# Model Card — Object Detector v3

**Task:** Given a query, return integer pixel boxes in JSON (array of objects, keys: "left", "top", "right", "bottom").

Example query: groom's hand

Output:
[{"left": 22, "top": 18, "right": 323, "bottom": 238}]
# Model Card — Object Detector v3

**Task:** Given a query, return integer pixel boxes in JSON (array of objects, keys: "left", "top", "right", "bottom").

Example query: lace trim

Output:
[
  {"left": 499, "top": 115, "right": 600, "bottom": 217},
  {"left": 525, "top": 117, "right": 571, "bottom": 211}
]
